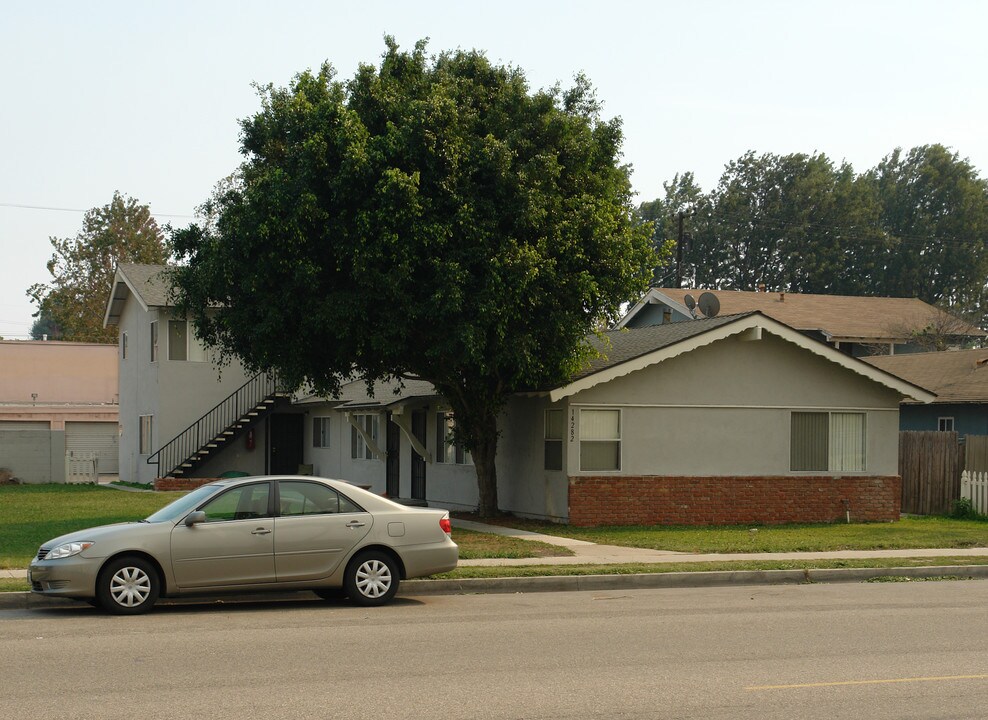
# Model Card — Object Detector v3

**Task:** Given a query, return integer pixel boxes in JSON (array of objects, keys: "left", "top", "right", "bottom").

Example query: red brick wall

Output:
[
  {"left": 568, "top": 475, "right": 901, "bottom": 527},
  {"left": 154, "top": 477, "right": 219, "bottom": 492}
]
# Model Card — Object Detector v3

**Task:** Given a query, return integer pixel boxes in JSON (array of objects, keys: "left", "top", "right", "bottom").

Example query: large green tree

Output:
[
  {"left": 28, "top": 192, "right": 171, "bottom": 342},
  {"left": 171, "top": 39, "right": 657, "bottom": 515},
  {"left": 869, "top": 144, "right": 988, "bottom": 312}
]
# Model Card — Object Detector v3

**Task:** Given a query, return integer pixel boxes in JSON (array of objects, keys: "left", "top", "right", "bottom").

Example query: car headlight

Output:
[{"left": 44, "top": 542, "right": 94, "bottom": 560}]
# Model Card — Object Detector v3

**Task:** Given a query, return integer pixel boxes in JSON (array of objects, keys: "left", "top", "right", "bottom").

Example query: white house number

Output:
[{"left": 569, "top": 409, "right": 576, "bottom": 443}]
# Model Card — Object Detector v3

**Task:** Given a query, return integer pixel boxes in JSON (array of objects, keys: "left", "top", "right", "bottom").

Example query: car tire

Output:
[
  {"left": 96, "top": 556, "right": 160, "bottom": 615},
  {"left": 344, "top": 551, "right": 399, "bottom": 606}
]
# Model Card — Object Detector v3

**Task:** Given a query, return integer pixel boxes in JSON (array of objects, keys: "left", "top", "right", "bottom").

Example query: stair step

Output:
[
  {"left": 181, "top": 463, "right": 193, "bottom": 468},
  {"left": 222, "top": 431, "right": 234, "bottom": 436},
  {"left": 207, "top": 443, "right": 218, "bottom": 448}
]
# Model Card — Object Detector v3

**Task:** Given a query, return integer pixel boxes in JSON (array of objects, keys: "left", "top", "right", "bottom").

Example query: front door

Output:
[
  {"left": 170, "top": 481, "right": 275, "bottom": 588},
  {"left": 386, "top": 414, "right": 400, "bottom": 498},
  {"left": 269, "top": 414, "right": 304, "bottom": 475},
  {"left": 410, "top": 409, "right": 426, "bottom": 500}
]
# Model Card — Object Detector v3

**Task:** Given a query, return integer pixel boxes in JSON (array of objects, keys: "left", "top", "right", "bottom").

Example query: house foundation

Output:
[{"left": 568, "top": 475, "right": 901, "bottom": 527}]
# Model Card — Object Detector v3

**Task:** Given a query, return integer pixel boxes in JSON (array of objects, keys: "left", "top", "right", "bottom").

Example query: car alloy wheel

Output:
[
  {"left": 96, "top": 556, "right": 160, "bottom": 615},
  {"left": 344, "top": 551, "right": 399, "bottom": 606}
]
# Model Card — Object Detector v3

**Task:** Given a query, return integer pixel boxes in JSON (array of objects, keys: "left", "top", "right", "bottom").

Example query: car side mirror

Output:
[{"left": 185, "top": 511, "right": 207, "bottom": 527}]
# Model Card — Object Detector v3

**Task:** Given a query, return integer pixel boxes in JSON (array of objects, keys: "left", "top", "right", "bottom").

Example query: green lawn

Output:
[
  {"left": 466, "top": 515, "right": 988, "bottom": 554},
  {"left": 0, "top": 484, "right": 184, "bottom": 568},
  {"left": 0, "top": 484, "right": 566, "bottom": 569}
]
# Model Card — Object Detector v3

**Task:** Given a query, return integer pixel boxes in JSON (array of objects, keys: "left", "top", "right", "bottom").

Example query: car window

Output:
[
  {"left": 279, "top": 481, "right": 363, "bottom": 516},
  {"left": 200, "top": 483, "right": 270, "bottom": 522}
]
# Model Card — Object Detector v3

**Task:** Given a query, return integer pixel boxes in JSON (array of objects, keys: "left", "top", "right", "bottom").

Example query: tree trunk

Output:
[{"left": 471, "top": 412, "right": 500, "bottom": 517}]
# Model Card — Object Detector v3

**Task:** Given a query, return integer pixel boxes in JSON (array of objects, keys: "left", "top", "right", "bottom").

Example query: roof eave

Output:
[{"left": 550, "top": 312, "right": 938, "bottom": 404}]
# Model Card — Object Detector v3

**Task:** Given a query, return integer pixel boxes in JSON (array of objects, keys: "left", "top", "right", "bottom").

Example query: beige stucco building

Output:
[{"left": 0, "top": 340, "right": 119, "bottom": 482}]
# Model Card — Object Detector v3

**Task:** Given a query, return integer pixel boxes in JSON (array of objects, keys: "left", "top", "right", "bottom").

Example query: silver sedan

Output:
[{"left": 28, "top": 476, "right": 458, "bottom": 614}]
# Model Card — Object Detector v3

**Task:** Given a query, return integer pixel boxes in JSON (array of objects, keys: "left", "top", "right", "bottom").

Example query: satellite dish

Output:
[
  {"left": 684, "top": 293, "right": 696, "bottom": 310},
  {"left": 698, "top": 292, "right": 720, "bottom": 318}
]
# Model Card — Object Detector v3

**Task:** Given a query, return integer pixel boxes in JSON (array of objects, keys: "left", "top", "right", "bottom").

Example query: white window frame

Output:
[
  {"left": 150, "top": 321, "right": 158, "bottom": 363},
  {"left": 790, "top": 410, "right": 867, "bottom": 472},
  {"left": 139, "top": 415, "right": 153, "bottom": 455},
  {"left": 167, "top": 319, "right": 208, "bottom": 362},
  {"left": 938, "top": 416, "right": 955, "bottom": 432},
  {"left": 579, "top": 408, "right": 622, "bottom": 472},
  {"left": 436, "top": 412, "right": 472, "bottom": 465},
  {"left": 544, "top": 409, "right": 564, "bottom": 471},
  {"left": 121, "top": 331, "right": 128, "bottom": 360},
  {"left": 312, "top": 417, "right": 331, "bottom": 448},
  {"left": 350, "top": 414, "right": 380, "bottom": 460}
]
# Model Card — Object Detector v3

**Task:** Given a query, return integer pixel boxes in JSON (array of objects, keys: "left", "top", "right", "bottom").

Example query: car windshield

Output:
[{"left": 144, "top": 484, "right": 222, "bottom": 523}]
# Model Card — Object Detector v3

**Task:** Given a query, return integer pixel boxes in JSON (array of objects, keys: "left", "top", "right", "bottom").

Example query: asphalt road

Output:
[{"left": 4, "top": 581, "right": 988, "bottom": 720}]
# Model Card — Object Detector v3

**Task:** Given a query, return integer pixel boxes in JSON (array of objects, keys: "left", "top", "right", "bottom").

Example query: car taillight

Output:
[{"left": 440, "top": 516, "right": 452, "bottom": 535}]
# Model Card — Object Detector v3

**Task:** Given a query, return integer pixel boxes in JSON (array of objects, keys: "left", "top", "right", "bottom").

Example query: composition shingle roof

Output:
[
  {"left": 570, "top": 312, "right": 755, "bottom": 382},
  {"left": 864, "top": 349, "right": 988, "bottom": 403},
  {"left": 652, "top": 288, "right": 985, "bottom": 341},
  {"left": 118, "top": 263, "right": 175, "bottom": 307}
]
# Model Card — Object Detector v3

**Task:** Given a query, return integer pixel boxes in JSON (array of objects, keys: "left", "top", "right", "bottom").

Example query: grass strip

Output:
[{"left": 431, "top": 555, "right": 988, "bottom": 579}]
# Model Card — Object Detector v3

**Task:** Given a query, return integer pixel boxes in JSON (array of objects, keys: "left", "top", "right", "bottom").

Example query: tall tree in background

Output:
[
  {"left": 171, "top": 39, "right": 657, "bottom": 516},
  {"left": 27, "top": 192, "right": 170, "bottom": 342},
  {"left": 870, "top": 144, "right": 988, "bottom": 312},
  {"left": 29, "top": 309, "right": 63, "bottom": 340},
  {"left": 639, "top": 144, "right": 988, "bottom": 323}
]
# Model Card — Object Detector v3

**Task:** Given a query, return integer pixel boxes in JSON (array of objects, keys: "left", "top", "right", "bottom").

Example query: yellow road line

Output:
[{"left": 747, "top": 674, "right": 988, "bottom": 691}]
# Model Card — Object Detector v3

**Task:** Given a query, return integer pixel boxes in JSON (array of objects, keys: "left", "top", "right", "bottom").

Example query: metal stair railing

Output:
[{"left": 148, "top": 372, "right": 284, "bottom": 478}]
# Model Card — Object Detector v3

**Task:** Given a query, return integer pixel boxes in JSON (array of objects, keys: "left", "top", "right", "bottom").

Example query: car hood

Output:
[{"left": 41, "top": 522, "right": 149, "bottom": 550}]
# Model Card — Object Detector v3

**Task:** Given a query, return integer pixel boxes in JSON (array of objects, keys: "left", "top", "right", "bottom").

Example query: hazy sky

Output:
[{"left": 2, "top": 0, "right": 985, "bottom": 339}]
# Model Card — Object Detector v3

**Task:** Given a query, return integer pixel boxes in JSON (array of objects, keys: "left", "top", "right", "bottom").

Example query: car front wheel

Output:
[
  {"left": 96, "top": 556, "right": 160, "bottom": 615},
  {"left": 344, "top": 551, "right": 399, "bottom": 606}
]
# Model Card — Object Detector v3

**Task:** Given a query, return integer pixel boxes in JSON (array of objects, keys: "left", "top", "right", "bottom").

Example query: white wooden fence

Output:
[
  {"left": 960, "top": 470, "right": 988, "bottom": 514},
  {"left": 65, "top": 452, "right": 98, "bottom": 484}
]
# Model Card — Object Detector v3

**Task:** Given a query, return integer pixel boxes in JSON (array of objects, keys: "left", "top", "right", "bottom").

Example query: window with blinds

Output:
[
  {"left": 791, "top": 411, "right": 866, "bottom": 472},
  {"left": 580, "top": 409, "right": 621, "bottom": 471}
]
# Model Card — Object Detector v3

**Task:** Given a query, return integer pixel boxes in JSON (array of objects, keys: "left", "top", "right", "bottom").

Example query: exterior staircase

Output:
[{"left": 148, "top": 373, "right": 290, "bottom": 478}]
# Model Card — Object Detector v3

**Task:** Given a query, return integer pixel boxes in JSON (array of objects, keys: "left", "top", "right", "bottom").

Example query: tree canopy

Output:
[
  {"left": 644, "top": 144, "right": 988, "bottom": 322},
  {"left": 27, "top": 192, "right": 171, "bottom": 342},
  {"left": 171, "top": 39, "right": 658, "bottom": 515}
]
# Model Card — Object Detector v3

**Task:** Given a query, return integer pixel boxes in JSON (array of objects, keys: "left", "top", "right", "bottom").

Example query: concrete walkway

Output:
[{"left": 451, "top": 518, "right": 988, "bottom": 567}]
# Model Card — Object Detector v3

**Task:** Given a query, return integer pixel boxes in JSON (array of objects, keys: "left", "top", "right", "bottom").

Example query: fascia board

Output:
[
  {"left": 549, "top": 313, "right": 938, "bottom": 404},
  {"left": 613, "top": 289, "right": 691, "bottom": 329},
  {"left": 102, "top": 268, "right": 150, "bottom": 328}
]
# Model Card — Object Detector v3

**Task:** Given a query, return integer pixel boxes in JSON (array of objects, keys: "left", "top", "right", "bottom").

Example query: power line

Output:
[{"left": 0, "top": 202, "right": 196, "bottom": 220}]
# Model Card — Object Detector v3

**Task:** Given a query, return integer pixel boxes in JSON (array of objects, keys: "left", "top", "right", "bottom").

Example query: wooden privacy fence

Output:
[
  {"left": 961, "top": 471, "right": 988, "bottom": 515},
  {"left": 898, "top": 431, "right": 963, "bottom": 515}
]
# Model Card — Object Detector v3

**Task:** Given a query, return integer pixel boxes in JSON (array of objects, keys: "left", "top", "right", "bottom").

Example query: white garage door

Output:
[{"left": 65, "top": 422, "right": 119, "bottom": 474}]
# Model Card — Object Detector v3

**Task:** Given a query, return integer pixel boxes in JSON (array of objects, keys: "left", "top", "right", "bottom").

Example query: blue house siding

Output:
[{"left": 900, "top": 404, "right": 988, "bottom": 438}]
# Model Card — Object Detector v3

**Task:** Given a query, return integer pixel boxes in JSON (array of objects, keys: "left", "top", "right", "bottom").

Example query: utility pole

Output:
[{"left": 675, "top": 211, "right": 685, "bottom": 288}]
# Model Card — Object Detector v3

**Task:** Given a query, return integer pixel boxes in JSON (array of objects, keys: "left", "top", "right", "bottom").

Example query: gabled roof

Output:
[
  {"left": 617, "top": 288, "right": 985, "bottom": 343},
  {"left": 864, "top": 349, "right": 988, "bottom": 404},
  {"left": 549, "top": 311, "right": 936, "bottom": 403},
  {"left": 103, "top": 263, "right": 175, "bottom": 327}
]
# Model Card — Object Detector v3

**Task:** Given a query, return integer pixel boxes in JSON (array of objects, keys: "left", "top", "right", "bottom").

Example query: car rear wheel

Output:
[
  {"left": 96, "top": 556, "right": 160, "bottom": 615},
  {"left": 344, "top": 551, "right": 399, "bottom": 606}
]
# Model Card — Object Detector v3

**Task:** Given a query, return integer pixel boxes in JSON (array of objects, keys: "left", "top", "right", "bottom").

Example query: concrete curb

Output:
[{"left": 5, "top": 564, "right": 988, "bottom": 611}]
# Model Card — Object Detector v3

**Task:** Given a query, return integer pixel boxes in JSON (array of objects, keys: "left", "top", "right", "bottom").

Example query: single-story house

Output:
[
  {"left": 618, "top": 288, "right": 985, "bottom": 357},
  {"left": 865, "top": 349, "right": 988, "bottom": 437}
]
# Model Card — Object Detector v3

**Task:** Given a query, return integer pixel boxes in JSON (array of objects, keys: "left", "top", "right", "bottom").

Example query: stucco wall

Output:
[
  {"left": 0, "top": 341, "right": 117, "bottom": 404},
  {"left": 565, "top": 332, "right": 902, "bottom": 478}
]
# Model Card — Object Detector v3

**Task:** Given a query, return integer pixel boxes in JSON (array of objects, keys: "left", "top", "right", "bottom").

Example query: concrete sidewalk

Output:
[{"left": 451, "top": 518, "right": 988, "bottom": 566}]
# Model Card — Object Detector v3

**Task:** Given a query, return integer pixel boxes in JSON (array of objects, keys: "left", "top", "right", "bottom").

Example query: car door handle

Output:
[
  {"left": 251, "top": 528, "right": 272, "bottom": 535},
  {"left": 345, "top": 521, "right": 366, "bottom": 529}
]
